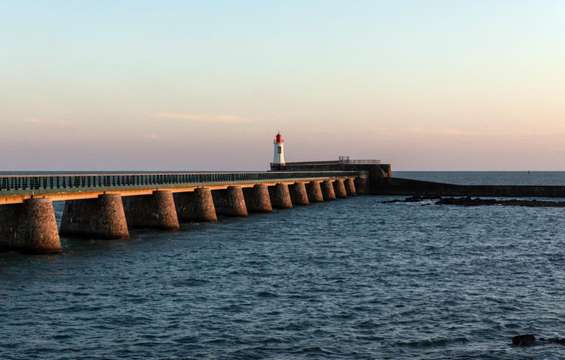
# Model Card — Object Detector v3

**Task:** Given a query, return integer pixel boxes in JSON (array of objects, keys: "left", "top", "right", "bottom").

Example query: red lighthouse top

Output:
[{"left": 274, "top": 132, "right": 284, "bottom": 144}]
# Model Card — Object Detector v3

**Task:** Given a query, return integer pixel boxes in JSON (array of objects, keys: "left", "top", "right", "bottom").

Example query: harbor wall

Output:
[{"left": 376, "top": 177, "right": 565, "bottom": 197}]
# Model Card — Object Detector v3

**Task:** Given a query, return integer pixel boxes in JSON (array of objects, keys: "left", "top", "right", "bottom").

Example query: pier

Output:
[
  {"left": 0, "top": 170, "right": 374, "bottom": 254},
  {"left": 5, "top": 157, "right": 562, "bottom": 255}
]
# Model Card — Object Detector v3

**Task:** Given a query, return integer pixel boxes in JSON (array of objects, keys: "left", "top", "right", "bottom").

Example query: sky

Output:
[{"left": 1, "top": 0, "right": 564, "bottom": 171}]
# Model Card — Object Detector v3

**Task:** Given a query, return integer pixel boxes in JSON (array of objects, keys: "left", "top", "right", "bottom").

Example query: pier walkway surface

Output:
[
  {"left": 0, "top": 171, "right": 368, "bottom": 254},
  {"left": 0, "top": 171, "right": 360, "bottom": 204}
]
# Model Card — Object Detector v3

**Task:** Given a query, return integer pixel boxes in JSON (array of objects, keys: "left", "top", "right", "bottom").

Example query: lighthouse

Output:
[{"left": 272, "top": 132, "right": 286, "bottom": 169}]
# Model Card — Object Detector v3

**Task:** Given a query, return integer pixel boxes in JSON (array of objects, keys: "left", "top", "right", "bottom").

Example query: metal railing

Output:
[
  {"left": 279, "top": 159, "right": 381, "bottom": 166},
  {"left": 341, "top": 159, "right": 381, "bottom": 164},
  {"left": 0, "top": 171, "right": 363, "bottom": 195}
]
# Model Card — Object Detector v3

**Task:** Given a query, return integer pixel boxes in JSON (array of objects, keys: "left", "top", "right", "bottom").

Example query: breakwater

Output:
[
  {"left": 0, "top": 171, "right": 368, "bottom": 254},
  {"left": 375, "top": 177, "right": 565, "bottom": 197}
]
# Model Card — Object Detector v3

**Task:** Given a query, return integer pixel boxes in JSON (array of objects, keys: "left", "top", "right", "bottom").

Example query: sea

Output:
[{"left": 2, "top": 172, "right": 565, "bottom": 359}]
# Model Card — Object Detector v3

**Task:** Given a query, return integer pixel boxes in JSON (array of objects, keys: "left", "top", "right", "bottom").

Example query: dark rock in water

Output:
[
  {"left": 436, "top": 197, "right": 565, "bottom": 208},
  {"left": 511, "top": 335, "right": 565, "bottom": 347},
  {"left": 384, "top": 195, "right": 442, "bottom": 204},
  {"left": 547, "top": 337, "right": 565, "bottom": 345},
  {"left": 386, "top": 195, "right": 565, "bottom": 208},
  {"left": 512, "top": 334, "right": 536, "bottom": 347}
]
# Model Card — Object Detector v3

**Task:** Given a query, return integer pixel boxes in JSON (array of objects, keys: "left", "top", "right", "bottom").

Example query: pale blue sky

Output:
[{"left": 1, "top": 1, "right": 564, "bottom": 170}]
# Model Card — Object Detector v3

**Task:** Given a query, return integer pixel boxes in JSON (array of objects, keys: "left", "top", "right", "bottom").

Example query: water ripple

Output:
[{"left": 2, "top": 196, "right": 565, "bottom": 359}]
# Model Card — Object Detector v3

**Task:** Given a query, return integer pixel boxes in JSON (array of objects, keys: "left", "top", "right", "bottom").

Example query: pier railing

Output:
[
  {"left": 280, "top": 159, "right": 381, "bottom": 166},
  {"left": 0, "top": 171, "right": 363, "bottom": 195}
]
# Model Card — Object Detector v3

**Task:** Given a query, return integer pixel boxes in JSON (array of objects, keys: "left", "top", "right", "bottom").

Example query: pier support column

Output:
[
  {"left": 213, "top": 186, "right": 248, "bottom": 217},
  {"left": 175, "top": 187, "right": 217, "bottom": 222},
  {"left": 322, "top": 180, "right": 336, "bottom": 201},
  {"left": 345, "top": 178, "right": 357, "bottom": 196},
  {"left": 0, "top": 198, "right": 61, "bottom": 254},
  {"left": 60, "top": 194, "right": 129, "bottom": 239},
  {"left": 123, "top": 190, "right": 180, "bottom": 230},
  {"left": 355, "top": 177, "right": 369, "bottom": 195},
  {"left": 334, "top": 178, "right": 348, "bottom": 199},
  {"left": 243, "top": 184, "right": 272, "bottom": 213},
  {"left": 306, "top": 181, "right": 324, "bottom": 203},
  {"left": 289, "top": 182, "right": 309, "bottom": 206},
  {"left": 269, "top": 183, "right": 293, "bottom": 209}
]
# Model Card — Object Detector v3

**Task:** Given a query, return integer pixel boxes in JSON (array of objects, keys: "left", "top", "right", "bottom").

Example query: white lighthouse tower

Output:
[{"left": 273, "top": 132, "right": 286, "bottom": 168}]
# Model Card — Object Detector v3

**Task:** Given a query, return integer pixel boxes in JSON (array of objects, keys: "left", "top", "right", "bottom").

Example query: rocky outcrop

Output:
[
  {"left": 437, "top": 197, "right": 565, "bottom": 207},
  {"left": 512, "top": 335, "right": 536, "bottom": 347},
  {"left": 512, "top": 334, "right": 565, "bottom": 347},
  {"left": 384, "top": 195, "right": 441, "bottom": 204},
  {"left": 385, "top": 196, "right": 565, "bottom": 208}
]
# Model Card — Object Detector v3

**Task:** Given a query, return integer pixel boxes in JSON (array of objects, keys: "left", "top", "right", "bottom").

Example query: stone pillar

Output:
[
  {"left": 175, "top": 187, "right": 217, "bottom": 222},
  {"left": 334, "top": 178, "right": 348, "bottom": 199},
  {"left": 213, "top": 186, "right": 248, "bottom": 217},
  {"left": 346, "top": 178, "right": 357, "bottom": 196},
  {"left": 269, "top": 183, "right": 293, "bottom": 209},
  {"left": 243, "top": 184, "right": 272, "bottom": 213},
  {"left": 123, "top": 190, "right": 180, "bottom": 230},
  {"left": 355, "top": 177, "right": 369, "bottom": 195},
  {"left": 321, "top": 180, "right": 336, "bottom": 201},
  {"left": 306, "top": 181, "right": 324, "bottom": 203},
  {"left": 289, "top": 182, "right": 309, "bottom": 206},
  {"left": 0, "top": 198, "right": 62, "bottom": 254},
  {"left": 60, "top": 193, "right": 129, "bottom": 239}
]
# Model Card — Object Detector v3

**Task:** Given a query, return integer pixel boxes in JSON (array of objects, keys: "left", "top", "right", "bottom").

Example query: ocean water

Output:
[{"left": 2, "top": 173, "right": 565, "bottom": 359}]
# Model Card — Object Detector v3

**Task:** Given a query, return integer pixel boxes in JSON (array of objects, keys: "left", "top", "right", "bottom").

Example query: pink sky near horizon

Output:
[{"left": 1, "top": 1, "right": 565, "bottom": 171}]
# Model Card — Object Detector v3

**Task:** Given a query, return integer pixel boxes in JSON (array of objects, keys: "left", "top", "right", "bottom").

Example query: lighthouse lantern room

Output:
[{"left": 272, "top": 132, "right": 286, "bottom": 169}]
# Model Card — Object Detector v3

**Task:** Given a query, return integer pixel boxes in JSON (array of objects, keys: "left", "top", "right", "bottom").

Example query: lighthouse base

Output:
[{"left": 270, "top": 163, "right": 287, "bottom": 171}]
